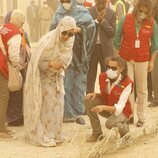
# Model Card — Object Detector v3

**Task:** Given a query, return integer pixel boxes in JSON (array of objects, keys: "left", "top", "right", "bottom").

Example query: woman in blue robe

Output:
[{"left": 50, "top": 0, "right": 96, "bottom": 124}]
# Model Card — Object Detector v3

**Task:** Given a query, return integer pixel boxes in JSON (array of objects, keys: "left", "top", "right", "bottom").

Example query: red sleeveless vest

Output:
[
  {"left": 119, "top": 14, "right": 154, "bottom": 62},
  {"left": 99, "top": 73, "right": 133, "bottom": 118},
  {"left": 0, "top": 23, "right": 20, "bottom": 78}
]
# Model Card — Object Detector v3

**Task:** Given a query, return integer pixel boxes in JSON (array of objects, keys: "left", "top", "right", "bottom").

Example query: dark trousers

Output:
[
  {"left": 87, "top": 44, "right": 105, "bottom": 93},
  {"left": 147, "top": 72, "right": 153, "bottom": 98}
]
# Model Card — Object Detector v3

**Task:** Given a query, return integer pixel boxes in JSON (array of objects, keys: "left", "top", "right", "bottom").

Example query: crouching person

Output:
[{"left": 84, "top": 56, "right": 133, "bottom": 142}]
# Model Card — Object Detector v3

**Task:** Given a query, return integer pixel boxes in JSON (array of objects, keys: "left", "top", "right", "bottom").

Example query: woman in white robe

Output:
[{"left": 24, "top": 16, "right": 76, "bottom": 147}]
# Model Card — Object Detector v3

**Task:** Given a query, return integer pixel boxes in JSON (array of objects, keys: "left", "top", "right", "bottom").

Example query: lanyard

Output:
[{"left": 135, "top": 20, "right": 141, "bottom": 38}]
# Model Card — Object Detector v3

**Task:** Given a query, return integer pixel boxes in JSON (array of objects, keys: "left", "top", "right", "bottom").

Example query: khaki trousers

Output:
[
  {"left": 127, "top": 61, "right": 148, "bottom": 122},
  {"left": 0, "top": 73, "right": 9, "bottom": 131},
  {"left": 84, "top": 95, "right": 129, "bottom": 136}
]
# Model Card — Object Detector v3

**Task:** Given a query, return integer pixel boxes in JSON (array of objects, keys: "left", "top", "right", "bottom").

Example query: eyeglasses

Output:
[
  {"left": 60, "top": 0, "right": 70, "bottom": 3},
  {"left": 106, "top": 65, "right": 118, "bottom": 71},
  {"left": 62, "top": 31, "right": 75, "bottom": 37}
]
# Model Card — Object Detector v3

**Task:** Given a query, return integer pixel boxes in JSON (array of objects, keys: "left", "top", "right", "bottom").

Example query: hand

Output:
[
  {"left": 84, "top": 93, "right": 97, "bottom": 100},
  {"left": 91, "top": 105, "right": 106, "bottom": 113},
  {"left": 49, "top": 61, "right": 64, "bottom": 71},
  {"left": 148, "top": 60, "right": 154, "bottom": 72}
]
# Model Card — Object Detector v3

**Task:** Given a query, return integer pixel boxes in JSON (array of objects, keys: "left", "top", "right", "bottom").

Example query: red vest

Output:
[
  {"left": 0, "top": 23, "right": 20, "bottom": 78},
  {"left": 119, "top": 14, "right": 154, "bottom": 62},
  {"left": 99, "top": 73, "right": 133, "bottom": 118}
]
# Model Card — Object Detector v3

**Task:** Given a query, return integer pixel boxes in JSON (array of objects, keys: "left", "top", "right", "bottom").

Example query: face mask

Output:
[
  {"left": 106, "top": 68, "right": 118, "bottom": 80},
  {"left": 138, "top": 12, "right": 147, "bottom": 20},
  {"left": 63, "top": 3, "right": 71, "bottom": 10},
  {"left": 77, "top": 0, "right": 85, "bottom": 4}
]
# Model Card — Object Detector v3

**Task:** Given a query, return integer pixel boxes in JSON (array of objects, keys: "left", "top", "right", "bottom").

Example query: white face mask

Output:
[
  {"left": 106, "top": 68, "right": 118, "bottom": 80},
  {"left": 77, "top": 0, "right": 85, "bottom": 4},
  {"left": 63, "top": 3, "right": 71, "bottom": 10},
  {"left": 138, "top": 12, "right": 147, "bottom": 20}
]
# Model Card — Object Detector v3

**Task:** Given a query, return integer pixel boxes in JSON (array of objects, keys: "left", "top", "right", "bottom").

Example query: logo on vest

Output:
[{"left": 0, "top": 27, "right": 12, "bottom": 35}]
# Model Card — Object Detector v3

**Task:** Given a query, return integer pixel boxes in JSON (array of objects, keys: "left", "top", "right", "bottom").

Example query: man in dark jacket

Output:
[{"left": 86, "top": 0, "right": 116, "bottom": 93}]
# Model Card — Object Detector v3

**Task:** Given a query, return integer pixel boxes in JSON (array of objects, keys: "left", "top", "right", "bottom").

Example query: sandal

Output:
[
  {"left": 0, "top": 132, "right": 17, "bottom": 141},
  {"left": 3, "top": 128, "right": 16, "bottom": 134},
  {"left": 136, "top": 121, "right": 144, "bottom": 127}
]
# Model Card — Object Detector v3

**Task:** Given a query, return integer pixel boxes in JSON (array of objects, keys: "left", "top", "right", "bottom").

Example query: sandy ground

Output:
[
  {"left": 1, "top": 45, "right": 158, "bottom": 158},
  {"left": 0, "top": 104, "right": 158, "bottom": 158}
]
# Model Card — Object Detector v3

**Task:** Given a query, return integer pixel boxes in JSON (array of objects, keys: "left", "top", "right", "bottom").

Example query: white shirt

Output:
[
  {"left": 106, "top": 75, "right": 132, "bottom": 116},
  {"left": 7, "top": 34, "right": 21, "bottom": 68}
]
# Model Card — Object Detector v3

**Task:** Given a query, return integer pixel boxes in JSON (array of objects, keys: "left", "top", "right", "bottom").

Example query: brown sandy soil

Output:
[
  {"left": 1, "top": 45, "right": 158, "bottom": 157},
  {"left": 0, "top": 105, "right": 158, "bottom": 158}
]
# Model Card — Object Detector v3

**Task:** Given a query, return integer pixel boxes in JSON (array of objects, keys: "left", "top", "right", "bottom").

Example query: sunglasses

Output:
[
  {"left": 62, "top": 31, "right": 74, "bottom": 37},
  {"left": 106, "top": 65, "right": 118, "bottom": 71},
  {"left": 60, "top": 0, "right": 70, "bottom": 3}
]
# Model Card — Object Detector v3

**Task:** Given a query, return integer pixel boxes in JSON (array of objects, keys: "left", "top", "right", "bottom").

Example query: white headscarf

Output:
[{"left": 24, "top": 16, "right": 76, "bottom": 136}]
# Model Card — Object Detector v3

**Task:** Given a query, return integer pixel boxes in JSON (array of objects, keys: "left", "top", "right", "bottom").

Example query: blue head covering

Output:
[{"left": 50, "top": 0, "right": 94, "bottom": 28}]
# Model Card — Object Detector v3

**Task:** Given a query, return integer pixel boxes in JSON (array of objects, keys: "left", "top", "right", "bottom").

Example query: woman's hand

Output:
[
  {"left": 148, "top": 60, "right": 154, "bottom": 72},
  {"left": 49, "top": 61, "right": 64, "bottom": 71},
  {"left": 91, "top": 105, "right": 106, "bottom": 113},
  {"left": 84, "top": 93, "right": 97, "bottom": 100}
]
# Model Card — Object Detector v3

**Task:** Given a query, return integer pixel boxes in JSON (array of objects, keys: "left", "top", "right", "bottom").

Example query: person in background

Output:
[
  {"left": 110, "top": 0, "right": 126, "bottom": 24},
  {"left": 85, "top": 56, "right": 133, "bottom": 142},
  {"left": 113, "top": 0, "right": 158, "bottom": 127},
  {"left": 84, "top": 0, "right": 93, "bottom": 8},
  {"left": 24, "top": 16, "right": 76, "bottom": 147},
  {"left": 148, "top": 0, "right": 158, "bottom": 107},
  {"left": 128, "top": 0, "right": 138, "bottom": 13},
  {"left": 0, "top": 9, "right": 25, "bottom": 140},
  {"left": 77, "top": 0, "right": 85, "bottom": 5},
  {"left": 26, "top": 0, "right": 39, "bottom": 42},
  {"left": 2, "top": 10, "right": 31, "bottom": 127},
  {"left": 50, "top": 0, "right": 95, "bottom": 125},
  {"left": 39, "top": 0, "right": 54, "bottom": 37},
  {"left": 121, "top": 0, "right": 130, "bottom": 13},
  {"left": 86, "top": 0, "right": 116, "bottom": 93},
  {"left": 47, "top": 0, "right": 60, "bottom": 12}
]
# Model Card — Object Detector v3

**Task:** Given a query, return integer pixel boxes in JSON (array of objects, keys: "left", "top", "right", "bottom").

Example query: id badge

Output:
[{"left": 135, "top": 39, "right": 140, "bottom": 48}]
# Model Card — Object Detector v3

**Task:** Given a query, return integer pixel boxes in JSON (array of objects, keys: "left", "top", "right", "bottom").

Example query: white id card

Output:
[{"left": 135, "top": 39, "right": 140, "bottom": 48}]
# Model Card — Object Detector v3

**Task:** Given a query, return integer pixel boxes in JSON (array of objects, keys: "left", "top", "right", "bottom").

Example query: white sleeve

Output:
[
  {"left": 114, "top": 83, "right": 132, "bottom": 116},
  {"left": 7, "top": 34, "right": 21, "bottom": 68}
]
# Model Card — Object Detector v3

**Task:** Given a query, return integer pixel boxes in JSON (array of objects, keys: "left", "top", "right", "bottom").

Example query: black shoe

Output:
[
  {"left": 148, "top": 102, "right": 158, "bottom": 107},
  {"left": 127, "top": 117, "right": 134, "bottom": 124},
  {"left": 148, "top": 95, "right": 154, "bottom": 102},
  {"left": 76, "top": 117, "right": 85, "bottom": 125},
  {"left": 136, "top": 121, "right": 144, "bottom": 127}
]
